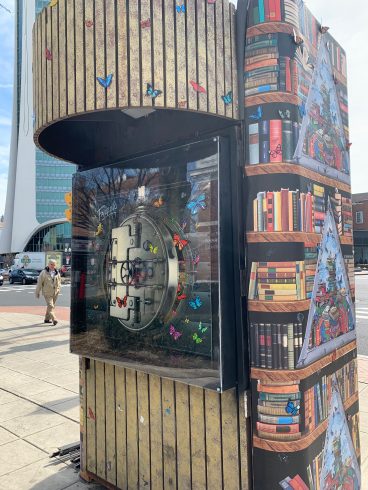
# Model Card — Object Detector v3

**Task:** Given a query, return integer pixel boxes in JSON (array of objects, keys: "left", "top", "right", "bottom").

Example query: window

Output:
[{"left": 356, "top": 211, "right": 364, "bottom": 224}]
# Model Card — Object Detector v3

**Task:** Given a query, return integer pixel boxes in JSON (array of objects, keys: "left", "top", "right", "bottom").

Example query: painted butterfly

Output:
[
  {"left": 88, "top": 407, "right": 96, "bottom": 421},
  {"left": 186, "top": 194, "right": 207, "bottom": 215},
  {"left": 146, "top": 83, "right": 162, "bottom": 98},
  {"left": 208, "top": 0, "right": 216, "bottom": 3},
  {"left": 173, "top": 233, "right": 189, "bottom": 251},
  {"left": 346, "top": 141, "right": 352, "bottom": 150},
  {"left": 95, "top": 223, "right": 103, "bottom": 236},
  {"left": 193, "top": 254, "right": 200, "bottom": 266},
  {"left": 152, "top": 196, "right": 164, "bottom": 208},
  {"left": 320, "top": 25, "right": 330, "bottom": 34},
  {"left": 45, "top": 48, "right": 53, "bottom": 60},
  {"left": 178, "top": 100, "right": 187, "bottom": 108},
  {"left": 198, "top": 322, "right": 208, "bottom": 333},
  {"left": 222, "top": 91, "right": 233, "bottom": 105},
  {"left": 85, "top": 20, "right": 94, "bottom": 28},
  {"left": 292, "top": 28, "right": 304, "bottom": 46},
  {"left": 169, "top": 324, "right": 182, "bottom": 340},
  {"left": 285, "top": 400, "right": 300, "bottom": 416},
  {"left": 176, "top": 5, "right": 186, "bottom": 13},
  {"left": 140, "top": 18, "right": 151, "bottom": 28},
  {"left": 97, "top": 74, "right": 113, "bottom": 89},
  {"left": 177, "top": 283, "right": 187, "bottom": 301},
  {"left": 184, "top": 318, "right": 190, "bottom": 324},
  {"left": 93, "top": 304, "right": 99, "bottom": 310},
  {"left": 116, "top": 296, "right": 128, "bottom": 308},
  {"left": 269, "top": 144, "right": 282, "bottom": 159},
  {"left": 278, "top": 109, "right": 291, "bottom": 120},
  {"left": 149, "top": 243, "right": 158, "bottom": 254},
  {"left": 249, "top": 105, "right": 262, "bottom": 121},
  {"left": 192, "top": 333, "right": 203, "bottom": 344},
  {"left": 49, "top": 0, "right": 58, "bottom": 7},
  {"left": 189, "top": 296, "right": 202, "bottom": 310},
  {"left": 298, "top": 103, "right": 306, "bottom": 118},
  {"left": 190, "top": 80, "right": 207, "bottom": 94}
]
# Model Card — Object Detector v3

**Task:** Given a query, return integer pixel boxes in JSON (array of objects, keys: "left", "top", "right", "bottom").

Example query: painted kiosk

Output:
[{"left": 33, "top": 0, "right": 360, "bottom": 488}]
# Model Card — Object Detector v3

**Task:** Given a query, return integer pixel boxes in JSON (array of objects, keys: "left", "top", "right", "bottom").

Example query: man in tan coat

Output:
[{"left": 36, "top": 259, "right": 62, "bottom": 325}]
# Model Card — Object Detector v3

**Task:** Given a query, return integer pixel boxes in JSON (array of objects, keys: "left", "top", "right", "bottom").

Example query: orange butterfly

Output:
[
  {"left": 85, "top": 20, "right": 94, "bottom": 28},
  {"left": 173, "top": 233, "right": 188, "bottom": 251},
  {"left": 116, "top": 296, "right": 127, "bottom": 308},
  {"left": 152, "top": 196, "right": 164, "bottom": 208}
]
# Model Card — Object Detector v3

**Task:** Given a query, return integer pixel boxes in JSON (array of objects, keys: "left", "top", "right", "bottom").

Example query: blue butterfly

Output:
[
  {"left": 186, "top": 194, "right": 207, "bottom": 215},
  {"left": 189, "top": 296, "right": 202, "bottom": 310},
  {"left": 97, "top": 74, "right": 113, "bottom": 89},
  {"left": 249, "top": 105, "right": 262, "bottom": 121},
  {"left": 176, "top": 4, "right": 186, "bottom": 13},
  {"left": 298, "top": 102, "right": 306, "bottom": 118},
  {"left": 285, "top": 400, "right": 300, "bottom": 416},
  {"left": 222, "top": 91, "right": 233, "bottom": 105},
  {"left": 146, "top": 83, "right": 162, "bottom": 98}
]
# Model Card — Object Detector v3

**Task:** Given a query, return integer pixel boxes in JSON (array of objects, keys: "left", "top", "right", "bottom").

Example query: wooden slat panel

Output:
[
  {"left": 152, "top": 0, "right": 164, "bottom": 108},
  {"left": 238, "top": 392, "right": 251, "bottom": 490},
  {"left": 66, "top": 0, "right": 75, "bottom": 115},
  {"left": 137, "top": 371, "right": 151, "bottom": 488},
  {"left": 164, "top": 0, "right": 175, "bottom": 108},
  {"left": 95, "top": 0, "right": 106, "bottom": 110},
  {"left": 126, "top": 369, "right": 139, "bottom": 490},
  {"left": 115, "top": 366, "right": 128, "bottom": 490},
  {"left": 175, "top": 0, "right": 187, "bottom": 109},
  {"left": 105, "top": 363, "right": 116, "bottom": 486},
  {"left": 84, "top": 0, "right": 94, "bottom": 111},
  {"left": 140, "top": 0, "right": 152, "bottom": 108},
  {"left": 51, "top": 3, "right": 60, "bottom": 120},
  {"left": 196, "top": 0, "right": 208, "bottom": 112},
  {"left": 74, "top": 0, "right": 84, "bottom": 113},
  {"left": 230, "top": 5, "right": 238, "bottom": 119},
  {"left": 41, "top": 9, "right": 47, "bottom": 126},
  {"left": 190, "top": 386, "right": 206, "bottom": 489},
  {"left": 162, "top": 378, "right": 176, "bottom": 490},
  {"left": 205, "top": 390, "right": 223, "bottom": 489},
  {"left": 58, "top": 0, "right": 67, "bottom": 117},
  {"left": 95, "top": 361, "right": 106, "bottom": 480},
  {"left": 86, "top": 359, "right": 97, "bottom": 475},
  {"left": 175, "top": 382, "right": 191, "bottom": 490},
  {"left": 221, "top": 389, "right": 240, "bottom": 490},
  {"left": 206, "top": 1, "right": 217, "bottom": 114},
  {"left": 128, "top": 1, "right": 140, "bottom": 106},
  {"left": 186, "top": 0, "right": 198, "bottom": 111},
  {"left": 149, "top": 375, "right": 163, "bottom": 490},
  {"left": 46, "top": 6, "right": 53, "bottom": 122},
  {"left": 105, "top": 0, "right": 117, "bottom": 108},
  {"left": 79, "top": 358, "right": 87, "bottom": 473},
  {"left": 117, "top": 0, "right": 128, "bottom": 108},
  {"left": 223, "top": 2, "right": 232, "bottom": 119},
  {"left": 215, "top": 1, "right": 225, "bottom": 117}
]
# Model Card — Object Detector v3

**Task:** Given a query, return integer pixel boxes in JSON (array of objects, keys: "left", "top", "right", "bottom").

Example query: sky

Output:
[{"left": 0, "top": 0, "right": 367, "bottom": 218}]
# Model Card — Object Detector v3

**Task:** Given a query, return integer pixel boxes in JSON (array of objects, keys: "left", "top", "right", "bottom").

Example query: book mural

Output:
[{"left": 245, "top": 0, "right": 360, "bottom": 488}]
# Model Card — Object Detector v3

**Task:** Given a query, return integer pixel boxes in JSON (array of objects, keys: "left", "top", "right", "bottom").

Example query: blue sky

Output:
[{"left": 0, "top": 0, "right": 367, "bottom": 217}]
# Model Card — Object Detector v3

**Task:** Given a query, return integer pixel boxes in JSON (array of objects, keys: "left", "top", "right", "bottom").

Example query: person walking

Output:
[{"left": 36, "top": 259, "right": 61, "bottom": 325}]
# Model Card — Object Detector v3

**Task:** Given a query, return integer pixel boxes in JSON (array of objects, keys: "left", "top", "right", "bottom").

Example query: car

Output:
[
  {"left": 0, "top": 273, "right": 3, "bottom": 286},
  {"left": 9, "top": 269, "right": 40, "bottom": 285}
]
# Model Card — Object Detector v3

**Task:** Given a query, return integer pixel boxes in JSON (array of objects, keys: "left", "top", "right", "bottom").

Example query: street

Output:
[
  {"left": 355, "top": 275, "right": 368, "bottom": 355},
  {"left": 0, "top": 282, "right": 71, "bottom": 308}
]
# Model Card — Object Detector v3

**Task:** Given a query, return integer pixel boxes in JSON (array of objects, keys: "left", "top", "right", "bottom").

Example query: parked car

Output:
[
  {"left": 9, "top": 269, "right": 40, "bottom": 285},
  {"left": 0, "top": 272, "right": 3, "bottom": 286}
]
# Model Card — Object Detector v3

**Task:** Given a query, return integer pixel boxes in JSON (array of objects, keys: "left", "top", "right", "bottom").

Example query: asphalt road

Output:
[
  {"left": 0, "top": 275, "right": 367, "bottom": 354},
  {"left": 0, "top": 281, "right": 71, "bottom": 308}
]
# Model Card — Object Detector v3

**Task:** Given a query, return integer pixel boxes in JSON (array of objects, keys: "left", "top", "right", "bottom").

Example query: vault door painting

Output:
[{"left": 71, "top": 136, "right": 238, "bottom": 391}]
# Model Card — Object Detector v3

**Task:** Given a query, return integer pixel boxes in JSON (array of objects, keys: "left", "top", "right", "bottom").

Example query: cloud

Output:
[
  {"left": 0, "top": 83, "right": 12, "bottom": 89},
  {"left": 0, "top": 116, "right": 11, "bottom": 127}
]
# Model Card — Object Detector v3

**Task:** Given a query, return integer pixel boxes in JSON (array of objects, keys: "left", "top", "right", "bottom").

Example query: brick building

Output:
[{"left": 353, "top": 192, "right": 368, "bottom": 264}]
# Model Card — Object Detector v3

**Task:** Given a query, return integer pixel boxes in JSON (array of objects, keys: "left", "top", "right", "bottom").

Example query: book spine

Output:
[
  {"left": 249, "top": 123, "right": 260, "bottom": 164},
  {"left": 272, "top": 324, "right": 278, "bottom": 369},
  {"left": 281, "top": 188, "right": 289, "bottom": 231},
  {"left": 258, "top": 0, "right": 265, "bottom": 22},
  {"left": 277, "top": 324, "right": 282, "bottom": 369},
  {"left": 269, "top": 120, "right": 283, "bottom": 162},
  {"left": 282, "top": 119, "right": 293, "bottom": 162},
  {"left": 266, "top": 323, "right": 273, "bottom": 369},
  {"left": 287, "top": 323, "right": 295, "bottom": 369},
  {"left": 266, "top": 191, "right": 274, "bottom": 231},
  {"left": 260, "top": 120, "right": 270, "bottom": 163},
  {"left": 285, "top": 56, "right": 291, "bottom": 92},
  {"left": 259, "top": 323, "right": 266, "bottom": 368},
  {"left": 282, "top": 323, "right": 288, "bottom": 368}
]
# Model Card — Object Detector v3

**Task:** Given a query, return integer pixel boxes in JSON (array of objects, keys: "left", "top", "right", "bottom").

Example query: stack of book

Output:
[
  {"left": 343, "top": 253, "right": 355, "bottom": 297},
  {"left": 304, "top": 359, "right": 358, "bottom": 433},
  {"left": 252, "top": 188, "right": 322, "bottom": 233},
  {"left": 307, "top": 450, "right": 323, "bottom": 490},
  {"left": 304, "top": 243, "right": 317, "bottom": 299},
  {"left": 249, "top": 261, "right": 306, "bottom": 301},
  {"left": 279, "top": 474, "right": 309, "bottom": 490},
  {"left": 327, "top": 39, "right": 348, "bottom": 79},
  {"left": 256, "top": 381, "right": 301, "bottom": 441},
  {"left": 245, "top": 34, "right": 280, "bottom": 97},
  {"left": 342, "top": 196, "right": 353, "bottom": 235},
  {"left": 331, "top": 191, "right": 343, "bottom": 235},
  {"left": 250, "top": 322, "right": 303, "bottom": 369},
  {"left": 247, "top": 0, "right": 282, "bottom": 26},
  {"left": 297, "top": 1, "right": 319, "bottom": 47},
  {"left": 283, "top": 0, "right": 300, "bottom": 29},
  {"left": 312, "top": 184, "right": 325, "bottom": 233}
]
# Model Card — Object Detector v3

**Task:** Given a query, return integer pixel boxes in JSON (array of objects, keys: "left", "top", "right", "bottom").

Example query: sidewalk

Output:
[
  {"left": 0, "top": 309, "right": 104, "bottom": 490},
  {"left": 0, "top": 310, "right": 367, "bottom": 489}
]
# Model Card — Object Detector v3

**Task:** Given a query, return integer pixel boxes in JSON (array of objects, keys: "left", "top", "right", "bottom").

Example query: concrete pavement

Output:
[{"left": 0, "top": 310, "right": 367, "bottom": 489}]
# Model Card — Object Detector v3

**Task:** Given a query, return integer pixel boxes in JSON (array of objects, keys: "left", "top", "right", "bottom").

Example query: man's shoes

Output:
[
  {"left": 53, "top": 320, "right": 58, "bottom": 326},
  {"left": 44, "top": 319, "right": 52, "bottom": 324}
]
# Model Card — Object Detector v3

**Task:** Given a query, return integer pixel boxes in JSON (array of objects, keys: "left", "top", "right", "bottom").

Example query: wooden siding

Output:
[
  {"left": 33, "top": 0, "right": 239, "bottom": 143},
  {"left": 80, "top": 359, "right": 250, "bottom": 490}
]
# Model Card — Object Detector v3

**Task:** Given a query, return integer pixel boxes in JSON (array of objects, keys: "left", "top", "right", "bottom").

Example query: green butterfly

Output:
[
  {"left": 192, "top": 333, "right": 203, "bottom": 344},
  {"left": 149, "top": 243, "right": 158, "bottom": 254},
  {"left": 198, "top": 322, "right": 208, "bottom": 333}
]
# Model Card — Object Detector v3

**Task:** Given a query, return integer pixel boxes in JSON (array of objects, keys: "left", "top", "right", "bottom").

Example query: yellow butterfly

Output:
[
  {"left": 49, "top": 0, "right": 59, "bottom": 7},
  {"left": 149, "top": 243, "right": 158, "bottom": 254},
  {"left": 95, "top": 223, "right": 103, "bottom": 236},
  {"left": 184, "top": 318, "right": 190, "bottom": 324}
]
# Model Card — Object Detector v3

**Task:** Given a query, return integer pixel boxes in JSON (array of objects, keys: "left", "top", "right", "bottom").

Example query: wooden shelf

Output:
[
  {"left": 253, "top": 391, "right": 359, "bottom": 452},
  {"left": 248, "top": 299, "right": 310, "bottom": 313},
  {"left": 245, "top": 91, "right": 301, "bottom": 109},
  {"left": 251, "top": 340, "right": 357, "bottom": 382},
  {"left": 247, "top": 21, "right": 296, "bottom": 38},
  {"left": 244, "top": 163, "right": 351, "bottom": 194},
  {"left": 246, "top": 232, "right": 353, "bottom": 246}
]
